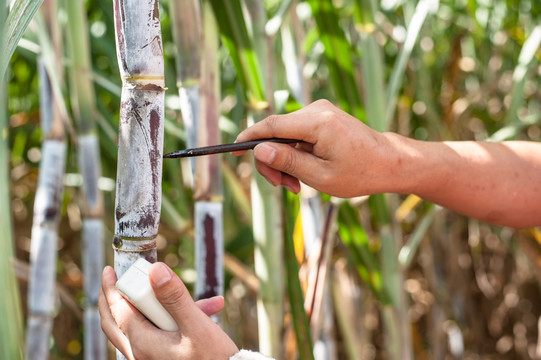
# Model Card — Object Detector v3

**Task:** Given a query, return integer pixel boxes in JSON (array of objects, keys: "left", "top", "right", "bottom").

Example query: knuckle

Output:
[
  {"left": 312, "top": 110, "right": 336, "bottom": 135},
  {"left": 312, "top": 98, "right": 332, "bottom": 108},
  {"left": 317, "top": 170, "right": 334, "bottom": 188},
  {"left": 264, "top": 114, "right": 280, "bottom": 135},
  {"left": 320, "top": 110, "right": 336, "bottom": 125}
]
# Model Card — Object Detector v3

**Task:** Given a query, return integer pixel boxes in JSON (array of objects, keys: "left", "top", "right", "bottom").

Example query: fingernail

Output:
[
  {"left": 283, "top": 182, "right": 300, "bottom": 194},
  {"left": 151, "top": 263, "right": 172, "bottom": 288},
  {"left": 254, "top": 143, "right": 276, "bottom": 164},
  {"left": 283, "top": 183, "right": 296, "bottom": 194}
]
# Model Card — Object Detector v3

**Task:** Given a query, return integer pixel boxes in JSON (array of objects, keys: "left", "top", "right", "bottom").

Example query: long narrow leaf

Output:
[
  {"left": 1, "top": 0, "right": 44, "bottom": 81},
  {"left": 306, "top": 0, "right": 364, "bottom": 120},
  {"left": 385, "top": 0, "right": 437, "bottom": 125},
  {"left": 337, "top": 202, "right": 388, "bottom": 303},
  {"left": 0, "top": 3, "right": 24, "bottom": 358},
  {"left": 503, "top": 25, "right": 541, "bottom": 125},
  {"left": 398, "top": 204, "right": 436, "bottom": 268},
  {"left": 209, "top": 0, "right": 265, "bottom": 104},
  {"left": 283, "top": 191, "right": 314, "bottom": 360}
]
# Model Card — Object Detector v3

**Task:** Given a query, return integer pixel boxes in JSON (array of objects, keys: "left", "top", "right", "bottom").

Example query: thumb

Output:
[
  {"left": 253, "top": 142, "right": 323, "bottom": 187},
  {"left": 148, "top": 262, "right": 203, "bottom": 332}
]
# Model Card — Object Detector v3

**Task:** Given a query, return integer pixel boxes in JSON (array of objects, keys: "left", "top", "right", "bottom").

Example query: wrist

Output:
[{"left": 380, "top": 132, "right": 441, "bottom": 196}]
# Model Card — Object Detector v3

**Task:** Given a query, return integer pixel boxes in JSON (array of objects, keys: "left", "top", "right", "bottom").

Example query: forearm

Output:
[{"left": 387, "top": 133, "right": 541, "bottom": 228}]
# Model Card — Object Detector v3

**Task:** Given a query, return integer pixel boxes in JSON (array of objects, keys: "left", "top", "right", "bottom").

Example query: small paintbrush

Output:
[{"left": 163, "top": 138, "right": 301, "bottom": 158}]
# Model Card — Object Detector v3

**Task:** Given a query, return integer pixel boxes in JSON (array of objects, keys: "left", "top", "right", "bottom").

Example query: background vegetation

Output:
[{"left": 3, "top": 0, "right": 541, "bottom": 359}]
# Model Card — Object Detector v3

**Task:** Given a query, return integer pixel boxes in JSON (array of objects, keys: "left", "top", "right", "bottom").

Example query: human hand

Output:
[
  {"left": 234, "top": 99, "right": 401, "bottom": 197},
  {"left": 99, "top": 262, "right": 239, "bottom": 360}
]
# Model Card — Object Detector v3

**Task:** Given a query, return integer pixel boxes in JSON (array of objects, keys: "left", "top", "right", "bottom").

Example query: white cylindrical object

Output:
[{"left": 115, "top": 258, "right": 178, "bottom": 331}]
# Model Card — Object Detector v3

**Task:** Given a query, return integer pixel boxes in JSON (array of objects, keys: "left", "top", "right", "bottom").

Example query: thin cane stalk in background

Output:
[
  {"left": 210, "top": 1, "right": 284, "bottom": 356},
  {"left": 277, "top": 5, "right": 338, "bottom": 357},
  {"left": 0, "top": 1, "right": 24, "bottom": 358},
  {"left": 64, "top": 0, "right": 106, "bottom": 358},
  {"left": 268, "top": 6, "right": 336, "bottom": 357},
  {"left": 25, "top": 1, "right": 66, "bottom": 357},
  {"left": 193, "top": 0, "right": 224, "bottom": 304},
  {"left": 355, "top": 0, "right": 412, "bottom": 357},
  {"left": 170, "top": 0, "right": 201, "bottom": 178},
  {"left": 307, "top": 0, "right": 406, "bottom": 357}
]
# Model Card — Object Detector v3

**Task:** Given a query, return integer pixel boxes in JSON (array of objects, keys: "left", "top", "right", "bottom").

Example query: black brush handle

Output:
[{"left": 163, "top": 138, "right": 301, "bottom": 158}]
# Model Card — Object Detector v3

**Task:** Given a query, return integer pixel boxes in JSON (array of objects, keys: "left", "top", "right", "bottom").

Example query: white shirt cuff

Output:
[{"left": 229, "top": 349, "right": 275, "bottom": 360}]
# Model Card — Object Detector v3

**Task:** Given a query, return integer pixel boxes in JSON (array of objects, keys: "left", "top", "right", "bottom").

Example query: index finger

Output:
[{"left": 233, "top": 108, "right": 328, "bottom": 150}]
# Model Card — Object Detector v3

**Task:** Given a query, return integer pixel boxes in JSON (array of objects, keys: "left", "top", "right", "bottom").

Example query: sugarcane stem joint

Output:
[{"left": 113, "top": 235, "right": 123, "bottom": 248}]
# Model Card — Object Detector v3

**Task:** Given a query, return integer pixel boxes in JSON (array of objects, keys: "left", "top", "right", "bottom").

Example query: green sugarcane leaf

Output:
[
  {"left": 353, "top": 0, "right": 386, "bottom": 132},
  {"left": 385, "top": 0, "right": 437, "bottom": 126},
  {"left": 338, "top": 202, "right": 390, "bottom": 304},
  {"left": 503, "top": 25, "right": 541, "bottom": 126},
  {"left": 209, "top": 0, "right": 266, "bottom": 105},
  {"left": 306, "top": 0, "right": 364, "bottom": 121},
  {"left": 0, "top": 4, "right": 25, "bottom": 358},
  {"left": 398, "top": 204, "right": 436, "bottom": 268},
  {"left": 282, "top": 190, "right": 314, "bottom": 360},
  {"left": 1, "top": 0, "right": 44, "bottom": 81}
]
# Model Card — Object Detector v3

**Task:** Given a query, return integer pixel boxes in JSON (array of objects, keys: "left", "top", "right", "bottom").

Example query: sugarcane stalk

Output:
[
  {"left": 277, "top": 6, "right": 336, "bottom": 357},
  {"left": 170, "top": 0, "right": 201, "bottom": 177},
  {"left": 209, "top": 0, "right": 284, "bottom": 355},
  {"left": 353, "top": 0, "right": 421, "bottom": 357},
  {"left": 251, "top": 165, "right": 285, "bottom": 357},
  {"left": 111, "top": 0, "right": 165, "bottom": 278},
  {"left": 193, "top": 0, "right": 223, "bottom": 303},
  {"left": 245, "top": 1, "right": 286, "bottom": 356},
  {"left": 64, "top": 0, "right": 106, "bottom": 358},
  {"left": 0, "top": 2, "right": 24, "bottom": 358},
  {"left": 354, "top": 0, "right": 416, "bottom": 357},
  {"left": 26, "top": 0, "right": 67, "bottom": 356}
]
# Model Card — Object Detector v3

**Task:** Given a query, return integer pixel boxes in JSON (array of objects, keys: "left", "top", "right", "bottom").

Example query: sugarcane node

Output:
[
  {"left": 113, "top": 235, "right": 123, "bottom": 248},
  {"left": 113, "top": 244, "right": 157, "bottom": 253},
  {"left": 131, "top": 83, "right": 166, "bottom": 91}
]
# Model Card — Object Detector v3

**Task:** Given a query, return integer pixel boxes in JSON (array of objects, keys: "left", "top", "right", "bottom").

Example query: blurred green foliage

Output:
[{"left": 4, "top": 0, "right": 541, "bottom": 358}]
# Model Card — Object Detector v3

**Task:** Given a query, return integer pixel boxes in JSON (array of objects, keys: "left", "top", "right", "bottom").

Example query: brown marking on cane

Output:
[
  {"left": 44, "top": 153, "right": 62, "bottom": 221},
  {"left": 137, "top": 210, "right": 156, "bottom": 231},
  {"left": 197, "top": 214, "right": 219, "bottom": 300},
  {"left": 149, "top": 108, "right": 161, "bottom": 191},
  {"left": 128, "top": 98, "right": 151, "bottom": 151},
  {"left": 138, "top": 242, "right": 157, "bottom": 252}
]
